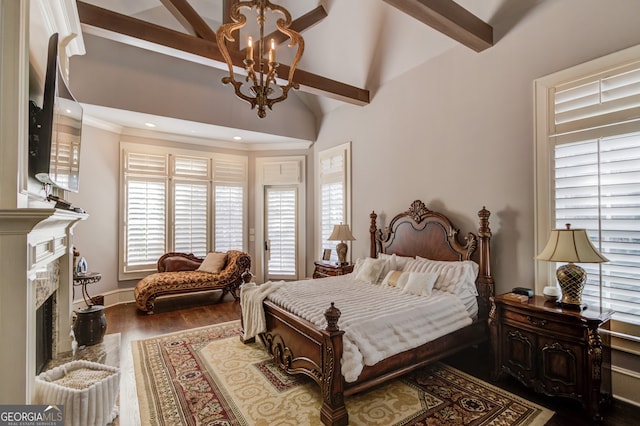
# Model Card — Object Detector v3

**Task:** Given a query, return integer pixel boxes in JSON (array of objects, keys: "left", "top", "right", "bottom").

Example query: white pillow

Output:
[
  {"left": 406, "top": 257, "right": 479, "bottom": 296},
  {"left": 354, "top": 258, "right": 387, "bottom": 284},
  {"left": 377, "top": 253, "right": 397, "bottom": 271},
  {"left": 402, "top": 271, "right": 439, "bottom": 297},
  {"left": 196, "top": 252, "right": 227, "bottom": 273}
]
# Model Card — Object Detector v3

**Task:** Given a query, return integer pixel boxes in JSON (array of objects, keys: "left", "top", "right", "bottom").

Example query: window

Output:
[
  {"left": 535, "top": 44, "right": 640, "bottom": 323},
  {"left": 213, "top": 158, "right": 247, "bottom": 252},
  {"left": 120, "top": 144, "right": 247, "bottom": 279},
  {"left": 317, "top": 143, "right": 351, "bottom": 263}
]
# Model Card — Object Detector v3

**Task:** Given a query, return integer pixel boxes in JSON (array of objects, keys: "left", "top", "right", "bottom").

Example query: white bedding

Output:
[{"left": 263, "top": 275, "right": 474, "bottom": 383}]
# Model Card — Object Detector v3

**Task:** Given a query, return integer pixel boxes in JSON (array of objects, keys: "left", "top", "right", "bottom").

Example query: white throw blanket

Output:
[
  {"left": 240, "top": 281, "right": 285, "bottom": 340},
  {"left": 266, "top": 276, "right": 473, "bottom": 382}
]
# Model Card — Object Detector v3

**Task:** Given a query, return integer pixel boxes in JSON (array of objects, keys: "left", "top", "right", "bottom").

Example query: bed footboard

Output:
[{"left": 260, "top": 301, "right": 348, "bottom": 426}]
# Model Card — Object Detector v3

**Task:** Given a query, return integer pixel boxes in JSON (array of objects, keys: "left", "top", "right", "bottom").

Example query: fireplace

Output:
[
  {"left": 0, "top": 208, "right": 86, "bottom": 404},
  {"left": 34, "top": 260, "right": 60, "bottom": 374},
  {"left": 35, "top": 293, "right": 54, "bottom": 374}
]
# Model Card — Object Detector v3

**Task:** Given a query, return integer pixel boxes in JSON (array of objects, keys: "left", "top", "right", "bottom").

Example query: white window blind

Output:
[
  {"left": 125, "top": 178, "right": 166, "bottom": 268},
  {"left": 213, "top": 158, "right": 246, "bottom": 252},
  {"left": 174, "top": 181, "right": 208, "bottom": 256},
  {"left": 172, "top": 156, "right": 209, "bottom": 256},
  {"left": 552, "top": 62, "right": 640, "bottom": 140},
  {"left": 541, "top": 54, "right": 640, "bottom": 323},
  {"left": 121, "top": 147, "right": 247, "bottom": 277},
  {"left": 266, "top": 187, "right": 297, "bottom": 277},
  {"left": 554, "top": 133, "right": 640, "bottom": 323},
  {"left": 318, "top": 144, "right": 350, "bottom": 263},
  {"left": 320, "top": 153, "right": 345, "bottom": 263}
]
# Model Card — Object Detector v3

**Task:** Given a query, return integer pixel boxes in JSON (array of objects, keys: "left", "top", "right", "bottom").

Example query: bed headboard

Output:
[{"left": 369, "top": 200, "right": 495, "bottom": 318}]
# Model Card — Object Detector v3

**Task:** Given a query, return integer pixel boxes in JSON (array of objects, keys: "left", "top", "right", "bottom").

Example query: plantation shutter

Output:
[
  {"left": 173, "top": 156, "right": 209, "bottom": 256},
  {"left": 319, "top": 151, "right": 346, "bottom": 263},
  {"left": 554, "top": 134, "right": 640, "bottom": 322},
  {"left": 549, "top": 60, "right": 640, "bottom": 323},
  {"left": 213, "top": 157, "right": 246, "bottom": 252},
  {"left": 123, "top": 152, "right": 168, "bottom": 270},
  {"left": 552, "top": 63, "right": 640, "bottom": 142},
  {"left": 266, "top": 186, "right": 297, "bottom": 278}
]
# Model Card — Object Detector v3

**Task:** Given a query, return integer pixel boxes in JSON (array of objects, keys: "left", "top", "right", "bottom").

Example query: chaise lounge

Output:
[{"left": 134, "top": 250, "right": 251, "bottom": 313}]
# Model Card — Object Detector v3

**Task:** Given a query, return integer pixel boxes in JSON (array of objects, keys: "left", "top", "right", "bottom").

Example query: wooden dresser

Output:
[
  {"left": 489, "top": 294, "right": 612, "bottom": 421},
  {"left": 312, "top": 261, "right": 354, "bottom": 278}
]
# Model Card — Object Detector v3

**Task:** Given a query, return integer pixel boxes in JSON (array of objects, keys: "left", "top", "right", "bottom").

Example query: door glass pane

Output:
[{"left": 266, "top": 186, "right": 297, "bottom": 279}]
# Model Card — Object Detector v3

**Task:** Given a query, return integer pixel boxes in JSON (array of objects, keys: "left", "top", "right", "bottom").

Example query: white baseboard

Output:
[
  {"left": 613, "top": 365, "right": 640, "bottom": 407},
  {"left": 72, "top": 287, "right": 135, "bottom": 311},
  {"left": 72, "top": 287, "right": 234, "bottom": 311}
]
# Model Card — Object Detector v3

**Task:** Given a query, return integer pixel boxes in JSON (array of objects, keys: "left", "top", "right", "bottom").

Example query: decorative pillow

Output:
[
  {"left": 381, "top": 270, "right": 409, "bottom": 289},
  {"left": 402, "top": 271, "right": 439, "bottom": 297},
  {"left": 354, "top": 258, "right": 387, "bottom": 284},
  {"left": 196, "top": 252, "right": 227, "bottom": 274},
  {"left": 405, "top": 257, "right": 479, "bottom": 296}
]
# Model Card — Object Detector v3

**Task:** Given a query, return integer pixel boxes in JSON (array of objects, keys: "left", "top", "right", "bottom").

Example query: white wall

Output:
[
  {"left": 314, "top": 0, "right": 640, "bottom": 295},
  {"left": 66, "top": 124, "right": 120, "bottom": 299}
]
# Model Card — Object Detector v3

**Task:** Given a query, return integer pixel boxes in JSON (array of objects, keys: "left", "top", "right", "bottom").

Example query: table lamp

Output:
[
  {"left": 536, "top": 223, "right": 608, "bottom": 309},
  {"left": 328, "top": 223, "right": 355, "bottom": 265}
]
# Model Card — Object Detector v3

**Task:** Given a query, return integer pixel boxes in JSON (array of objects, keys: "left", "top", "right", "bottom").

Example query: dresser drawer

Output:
[{"left": 502, "top": 308, "right": 585, "bottom": 340}]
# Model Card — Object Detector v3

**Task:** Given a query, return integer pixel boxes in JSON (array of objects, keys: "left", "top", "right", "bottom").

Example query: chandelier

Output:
[{"left": 216, "top": 0, "right": 304, "bottom": 118}]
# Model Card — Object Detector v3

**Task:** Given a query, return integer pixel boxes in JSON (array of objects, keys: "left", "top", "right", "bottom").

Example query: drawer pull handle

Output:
[{"left": 527, "top": 316, "right": 547, "bottom": 327}]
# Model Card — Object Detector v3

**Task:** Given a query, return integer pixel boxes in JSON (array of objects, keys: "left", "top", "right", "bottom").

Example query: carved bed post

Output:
[
  {"left": 477, "top": 207, "right": 494, "bottom": 318},
  {"left": 320, "top": 303, "right": 348, "bottom": 426},
  {"left": 369, "top": 211, "right": 378, "bottom": 258}
]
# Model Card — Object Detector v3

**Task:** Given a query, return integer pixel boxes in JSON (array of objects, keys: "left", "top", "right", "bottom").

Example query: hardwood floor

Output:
[{"left": 105, "top": 293, "right": 639, "bottom": 425}]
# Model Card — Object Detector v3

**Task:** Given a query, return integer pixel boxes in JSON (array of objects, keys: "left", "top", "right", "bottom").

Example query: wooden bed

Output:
[{"left": 255, "top": 200, "right": 494, "bottom": 425}]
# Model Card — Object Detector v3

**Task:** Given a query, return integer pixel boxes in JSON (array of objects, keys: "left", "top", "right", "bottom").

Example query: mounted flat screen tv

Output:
[{"left": 29, "top": 33, "right": 83, "bottom": 193}]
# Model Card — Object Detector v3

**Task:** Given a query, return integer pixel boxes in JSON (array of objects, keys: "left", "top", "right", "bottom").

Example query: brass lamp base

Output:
[
  {"left": 335, "top": 242, "right": 348, "bottom": 265},
  {"left": 556, "top": 262, "right": 588, "bottom": 310}
]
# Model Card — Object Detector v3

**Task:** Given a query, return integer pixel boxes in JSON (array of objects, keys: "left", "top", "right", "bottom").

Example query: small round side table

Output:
[{"left": 73, "top": 272, "right": 102, "bottom": 307}]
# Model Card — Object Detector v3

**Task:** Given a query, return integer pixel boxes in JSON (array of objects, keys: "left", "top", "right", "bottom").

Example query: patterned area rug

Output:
[{"left": 132, "top": 321, "right": 553, "bottom": 425}]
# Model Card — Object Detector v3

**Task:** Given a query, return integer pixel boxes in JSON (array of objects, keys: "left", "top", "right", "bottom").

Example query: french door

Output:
[{"left": 264, "top": 186, "right": 298, "bottom": 280}]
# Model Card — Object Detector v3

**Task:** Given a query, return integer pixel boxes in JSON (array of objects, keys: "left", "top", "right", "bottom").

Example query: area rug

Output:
[{"left": 132, "top": 321, "right": 553, "bottom": 425}]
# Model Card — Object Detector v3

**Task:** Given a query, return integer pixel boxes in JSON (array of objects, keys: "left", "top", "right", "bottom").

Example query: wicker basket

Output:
[{"left": 33, "top": 360, "right": 119, "bottom": 426}]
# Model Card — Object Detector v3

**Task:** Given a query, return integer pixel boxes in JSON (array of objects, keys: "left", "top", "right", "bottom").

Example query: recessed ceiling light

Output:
[
  {"left": 233, "top": 136, "right": 242, "bottom": 141},
  {"left": 144, "top": 122, "right": 156, "bottom": 128}
]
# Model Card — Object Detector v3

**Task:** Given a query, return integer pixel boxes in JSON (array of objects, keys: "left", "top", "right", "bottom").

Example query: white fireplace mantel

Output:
[{"left": 0, "top": 208, "right": 86, "bottom": 404}]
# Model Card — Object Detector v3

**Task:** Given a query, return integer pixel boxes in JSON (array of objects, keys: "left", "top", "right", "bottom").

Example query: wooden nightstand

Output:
[
  {"left": 313, "top": 261, "right": 354, "bottom": 279},
  {"left": 489, "top": 294, "right": 612, "bottom": 421}
]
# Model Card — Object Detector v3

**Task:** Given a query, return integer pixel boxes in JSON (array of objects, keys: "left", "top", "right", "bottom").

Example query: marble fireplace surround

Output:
[{"left": 0, "top": 208, "right": 86, "bottom": 403}]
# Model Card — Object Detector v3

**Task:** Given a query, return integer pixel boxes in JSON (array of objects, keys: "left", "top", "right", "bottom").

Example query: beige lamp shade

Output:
[
  {"left": 536, "top": 224, "right": 608, "bottom": 263},
  {"left": 328, "top": 224, "right": 356, "bottom": 242}
]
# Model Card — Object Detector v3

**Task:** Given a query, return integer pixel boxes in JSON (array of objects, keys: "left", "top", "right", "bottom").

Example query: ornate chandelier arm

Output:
[{"left": 216, "top": 21, "right": 245, "bottom": 79}]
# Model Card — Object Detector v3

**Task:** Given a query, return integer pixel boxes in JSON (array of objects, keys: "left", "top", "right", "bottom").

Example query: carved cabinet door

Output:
[
  {"left": 537, "top": 336, "right": 584, "bottom": 399},
  {"left": 502, "top": 325, "right": 537, "bottom": 385}
]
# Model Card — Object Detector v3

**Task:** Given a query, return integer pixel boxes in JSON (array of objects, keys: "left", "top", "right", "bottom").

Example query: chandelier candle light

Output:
[
  {"left": 536, "top": 224, "right": 608, "bottom": 309},
  {"left": 216, "top": 0, "right": 304, "bottom": 118},
  {"left": 328, "top": 223, "right": 355, "bottom": 265}
]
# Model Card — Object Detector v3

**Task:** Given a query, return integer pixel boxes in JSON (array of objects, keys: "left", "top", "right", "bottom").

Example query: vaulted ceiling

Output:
[{"left": 72, "top": 0, "right": 510, "bottom": 147}]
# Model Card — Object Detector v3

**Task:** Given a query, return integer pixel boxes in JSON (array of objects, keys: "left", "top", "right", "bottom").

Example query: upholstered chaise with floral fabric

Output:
[{"left": 134, "top": 250, "right": 251, "bottom": 313}]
